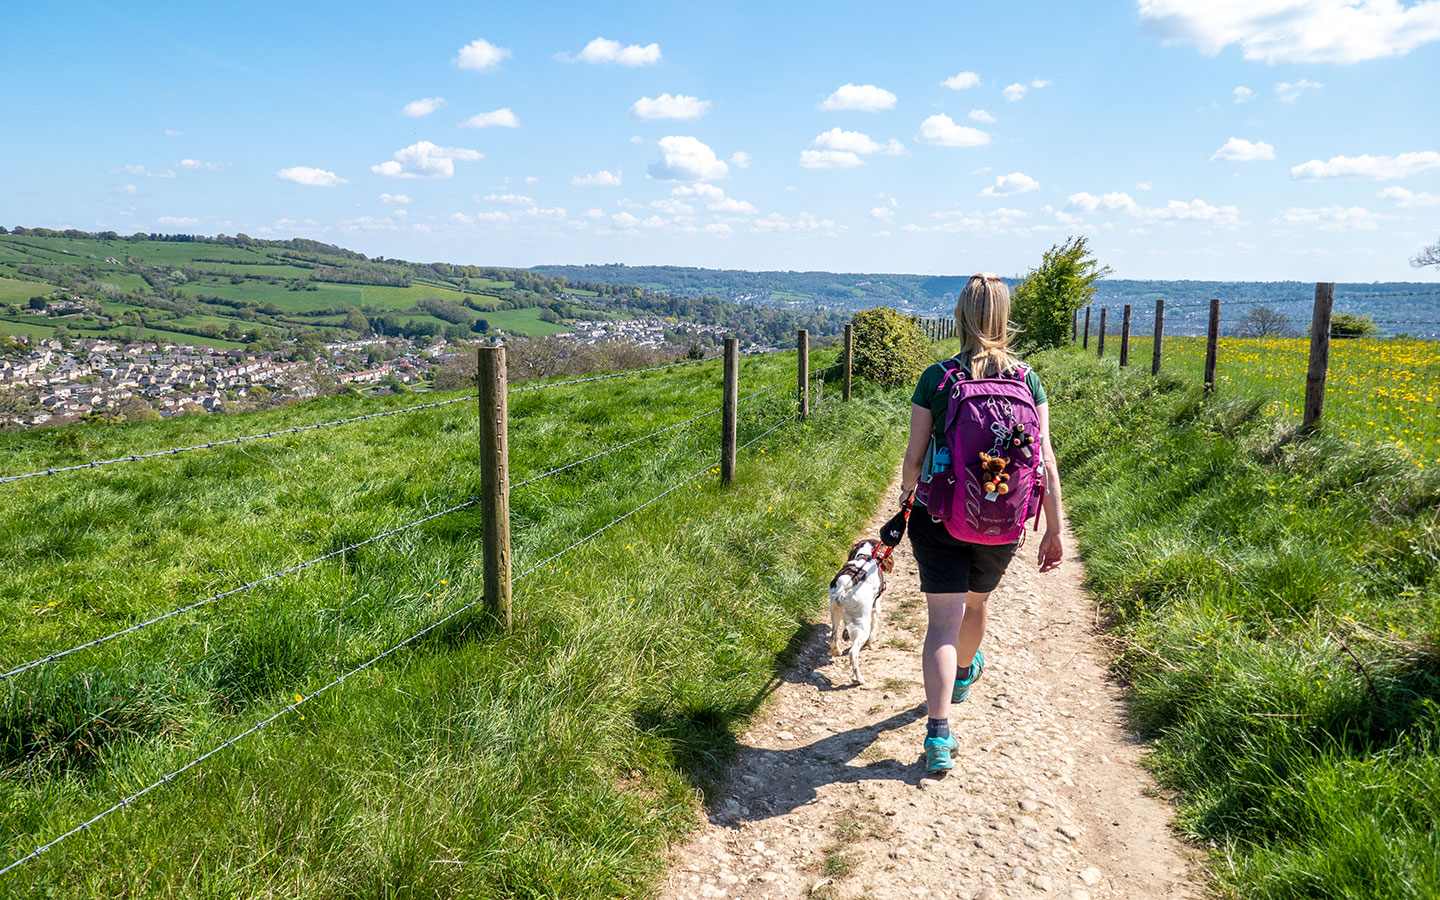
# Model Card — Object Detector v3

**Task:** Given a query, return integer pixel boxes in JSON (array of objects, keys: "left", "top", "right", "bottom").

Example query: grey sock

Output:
[{"left": 926, "top": 717, "right": 950, "bottom": 740}]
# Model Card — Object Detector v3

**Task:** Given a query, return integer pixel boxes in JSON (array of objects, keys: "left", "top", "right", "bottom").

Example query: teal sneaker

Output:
[
  {"left": 952, "top": 648, "right": 985, "bottom": 704},
  {"left": 924, "top": 734, "right": 959, "bottom": 773}
]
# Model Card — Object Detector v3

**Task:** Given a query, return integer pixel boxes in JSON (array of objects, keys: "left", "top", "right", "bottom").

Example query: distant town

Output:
[{"left": 0, "top": 314, "right": 741, "bottom": 429}]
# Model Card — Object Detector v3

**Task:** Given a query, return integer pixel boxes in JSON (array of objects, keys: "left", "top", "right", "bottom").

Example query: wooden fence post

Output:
[
  {"left": 1082, "top": 306, "right": 1091, "bottom": 349},
  {"left": 1203, "top": 297, "right": 1220, "bottom": 396},
  {"left": 842, "top": 322, "right": 853, "bottom": 402},
  {"left": 798, "top": 328, "right": 809, "bottom": 421},
  {"left": 1304, "top": 282, "right": 1336, "bottom": 428},
  {"left": 1119, "top": 304, "right": 1132, "bottom": 367},
  {"left": 477, "top": 346, "right": 511, "bottom": 631},
  {"left": 1151, "top": 298, "right": 1165, "bottom": 376},
  {"left": 721, "top": 337, "right": 738, "bottom": 483},
  {"left": 1097, "top": 309, "right": 1107, "bottom": 358},
  {"left": 1072, "top": 308, "right": 1078, "bottom": 343}
]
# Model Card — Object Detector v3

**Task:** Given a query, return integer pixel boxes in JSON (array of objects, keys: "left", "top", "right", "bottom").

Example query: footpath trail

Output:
[{"left": 657, "top": 475, "right": 1201, "bottom": 900}]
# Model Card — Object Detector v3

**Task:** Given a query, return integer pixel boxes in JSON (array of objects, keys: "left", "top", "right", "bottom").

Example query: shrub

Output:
[
  {"left": 1331, "top": 313, "right": 1378, "bottom": 339},
  {"left": 1011, "top": 235, "right": 1112, "bottom": 350},
  {"left": 851, "top": 306, "right": 928, "bottom": 388}
]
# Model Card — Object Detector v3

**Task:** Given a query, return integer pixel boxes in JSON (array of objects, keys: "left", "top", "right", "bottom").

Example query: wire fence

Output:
[
  {"left": 1075, "top": 285, "right": 1440, "bottom": 465},
  {"left": 0, "top": 336, "right": 853, "bottom": 878}
]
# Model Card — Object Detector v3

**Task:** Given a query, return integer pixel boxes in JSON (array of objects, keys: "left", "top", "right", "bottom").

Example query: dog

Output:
[{"left": 829, "top": 539, "right": 894, "bottom": 685}]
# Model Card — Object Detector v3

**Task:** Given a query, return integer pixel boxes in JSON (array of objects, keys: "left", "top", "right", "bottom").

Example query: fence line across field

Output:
[
  {"left": 1, "top": 334, "right": 849, "bottom": 682},
  {"left": 0, "top": 349, "right": 835, "bottom": 879}
]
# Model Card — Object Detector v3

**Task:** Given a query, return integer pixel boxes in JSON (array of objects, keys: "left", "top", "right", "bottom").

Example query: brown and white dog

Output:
[{"left": 829, "top": 539, "right": 894, "bottom": 685}]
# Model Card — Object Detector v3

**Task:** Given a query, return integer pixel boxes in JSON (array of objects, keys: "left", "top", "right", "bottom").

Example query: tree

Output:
[
  {"left": 1412, "top": 236, "right": 1440, "bottom": 269},
  {"left": 1232, "top": 306, "right": 1294, "bottom": 338},
  {"left": 1010, "top": 235, "right": 1113, "bottom": 350},
  {"left": 1330, "top": 313, "right": 1378, "bottom": 339},
  {"left": 343, "top": 307, "right": 369, "bottom": 335},
  {"left": 471, "top": 318, "right": 489, "bottom": 333}
]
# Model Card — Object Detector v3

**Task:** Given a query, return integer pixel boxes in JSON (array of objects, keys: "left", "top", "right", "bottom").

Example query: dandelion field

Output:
[{"left": 1122, "top": 335, "right": 1440, "bottom": 465}]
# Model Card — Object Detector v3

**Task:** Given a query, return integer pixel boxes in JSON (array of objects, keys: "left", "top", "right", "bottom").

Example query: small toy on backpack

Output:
[
  {"left": 1008, "top": 424, "right": 1034, "bottom": 458},
  {"left": 978, "top": 452, "right": 1010, "bottom": 497}
]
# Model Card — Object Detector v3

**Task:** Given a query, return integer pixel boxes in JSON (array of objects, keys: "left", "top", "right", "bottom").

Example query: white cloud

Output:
[
  {"left": 1290, "top": 151, "right": 1440, "bottom": 180},
  {"left": 1275, "top": 78, "right": 1323, "bottom": 102},
  {"left": 1210, "top": 137, "right": 1276, "bottom": 161},
  {"left": 1378, "top": 186, "right": 1440, "bottom": 207},
  {"left": 277, "top": 166, "right": 347, "bottom": 186},
  {"left": 379, "top": 193, "right": 411, "bottom": 204},
  {"left": 572, "top": 170, "right": 622, "bottom": 186},
  {"left": 800, "top": 150, "right": 864, "bottom": 168},
  {"left": 586, "top": 208, "right": 604, "bottom": 218},
  {"left": 941, "top": 71, "right": 980, "bottom": 90},
  {"left": 1275, "top": 205, "right": 1385, "bottom": 230},
  {"left": 164, "top": 128, "right": 183, "bottom": 137},
  {"left": 750, "top": 212, "right": 846, "bottom": 234},
  {"left": 116, "top": 164, "right": 175, "bottom": 178},
  {"left": 1031, "top": 77, "right": 1050, "bottom": 88},
  {"left": 630, "top": 93, "right": 711, "bottom": 120},
  {"left": 157, "top": 216, "right": 200, "bottom": 226},
  {"left": 177, "top": 159, "right": 227, "bottom": 171},
  {"left": 870, "top": 206, "right": 896, "bottom": 222},
  {"left": 461, "top": 108, "right": 520, "bottom": 128},
  {"left": 709, "top": 196, "right": 757, "bottom": 214},
  {"left": 484, "top": 192, "right": 534, "bottom": 204},
  {"left": 402, "top": 97, "right": 446, "bottom": 117},
  {"left": 629, "top": 135, "right": 646, "bottom": 144},
  {"left": 570, "top": 37, "right": 661, "bottom": 66},
  {"left": 370, "top": 141, "right": 482, "bottom": 178},
  {"left": 449, "top": 212, "right": 474, "bottom": 225},
  {"left": 730, "top": 151, "right": 750, "bottom": 168},
  {"left": 455, "top": 38, "right": 511, "bottom": 71},
  {"left": 1002, "top": 83, "right": 1028, "bottom": 102},
  {"left": 1067, "top": 190, "right": 1241, "bottom": 226},
  {"left": 809, "top": 127, "right": 903, "bottom": 156},
  {"left": 647, "top": 136, "right": 729, "bottom": 181},
  {"left": 668, "top": 183, "right": 756, "bottom": 214},
  {"left": 524, "top": 175, "right": 539, "bottom": 184},
  {"left": 917, "top": 114, "right": 990, "bottom": 148},
  {"left": 1136, "top": 181, "right": 1154, "bottom": 190},
  {"left": 980, "top": 172, "right": 1040, "bottom": 196},
  {"left": 670, "top": 183, "right": 724, "bottom": 201},
  {"left": 1136, "top": 0, "right": 1440, "bottom": 64},
  {"left": 119, "top": 184, "right": 137, "bottom": 195},
  {"left": 475, "top": 211, "right": 511, "bottom": 223},
  {"left": 968, "top": 108, "right": 997, "bottom": 124},
  {"left": 1233, "top": 86, "right": 1255, "bottom": 103},
  {"left": 819, "top": 83, "right": 897, "bottom": 111}
]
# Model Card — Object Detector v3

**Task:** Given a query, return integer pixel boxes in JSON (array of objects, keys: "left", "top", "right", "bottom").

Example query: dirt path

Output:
[{"left": 657, "top": 476, "right": 1201, "bottom": 900}]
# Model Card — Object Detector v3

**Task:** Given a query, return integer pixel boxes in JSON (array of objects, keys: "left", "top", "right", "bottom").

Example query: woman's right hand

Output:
[{"left": 1037, "top": 530, "right": 1063, "bottom": 572}]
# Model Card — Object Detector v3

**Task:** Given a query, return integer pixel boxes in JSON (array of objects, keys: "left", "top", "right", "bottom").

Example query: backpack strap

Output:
[{"left": 934, "top": 356, "right": 967, "bottom": 394}]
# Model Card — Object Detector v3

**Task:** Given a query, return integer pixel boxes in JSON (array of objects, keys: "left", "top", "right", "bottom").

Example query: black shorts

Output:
[{"left": 907, "top": 505, "right": 1019, "bottom": 594}]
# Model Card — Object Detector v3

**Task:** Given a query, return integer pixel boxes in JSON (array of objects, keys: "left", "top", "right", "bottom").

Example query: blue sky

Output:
[{"left": 5, "top": 0, "right": 1439, "bottom": 280}]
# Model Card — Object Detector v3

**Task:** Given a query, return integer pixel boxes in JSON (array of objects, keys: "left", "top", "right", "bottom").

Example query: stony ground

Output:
[{"left": 657, "top": 477, "right": 1201, "bottom": 900}]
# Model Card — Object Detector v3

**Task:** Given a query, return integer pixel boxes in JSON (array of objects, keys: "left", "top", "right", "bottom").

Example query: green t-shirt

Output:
[{"left": 910, "top": 353, "right": 1048, "bottom": 441}]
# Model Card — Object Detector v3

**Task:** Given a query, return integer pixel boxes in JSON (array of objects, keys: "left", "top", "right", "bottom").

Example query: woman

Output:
[{"left": 899, "top": 272, "right": 1065, "bottom": 773}]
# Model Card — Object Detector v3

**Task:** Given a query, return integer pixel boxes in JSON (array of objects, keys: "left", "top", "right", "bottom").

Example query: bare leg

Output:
[
  {"left": 922, "top": 591, "right": 967, "bottom": 721},
  {"left": 956, "top": 590, "right": 991, "bottom": 674}
]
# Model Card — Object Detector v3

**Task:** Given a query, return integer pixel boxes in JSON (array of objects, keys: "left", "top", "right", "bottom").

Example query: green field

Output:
[
  {"left": 0, "top": 278, "right": 49, "bottom": 303},
  {"left": 1044, "top": 346, "right": 1440, "bottom": 898},
  {"left": 0, "top": 347, "right": 894, "bottom": 898}
]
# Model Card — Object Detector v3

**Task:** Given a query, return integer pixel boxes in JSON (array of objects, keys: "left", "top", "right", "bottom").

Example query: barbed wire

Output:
[
  {"left": 507, "top": 355, "right": 715, "bottom": 394},
  {"left": 1337, "top": 289, "right": 1440, "bottom": 300},
  {"left": 0, "top": 402, "right": 823, "bottom": 879},
  {"left": 0, "top": 395, "right": 477, "bottom": 486},
  {"left": 511, "top": 405, "right": 720, "bottom": 489}
]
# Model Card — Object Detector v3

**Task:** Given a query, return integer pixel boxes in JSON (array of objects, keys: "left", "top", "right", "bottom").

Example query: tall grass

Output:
[
  {"left": 1038, "top": 346, "right": 1440, "bottom": 899},
  {"left": 0, "top": 349, "right": 909, "bottom": 897}
]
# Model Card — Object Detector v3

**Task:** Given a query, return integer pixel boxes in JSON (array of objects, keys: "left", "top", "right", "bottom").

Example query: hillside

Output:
[{"left": 0, "top": 230, "right": 846, "bottom": 352}]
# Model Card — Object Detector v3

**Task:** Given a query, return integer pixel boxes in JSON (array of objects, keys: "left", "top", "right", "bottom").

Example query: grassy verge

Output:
[
  {"left": 1036, "top": 346, "right": 1440, "bottom": 898},
  {"left": 1, "top": 349, "right": 907, "bottom": 897}
]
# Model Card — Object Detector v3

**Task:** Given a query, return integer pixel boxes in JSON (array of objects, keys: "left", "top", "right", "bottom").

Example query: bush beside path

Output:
[{"left": 657, "top": 474, "right": 1199, "bottom": 900}]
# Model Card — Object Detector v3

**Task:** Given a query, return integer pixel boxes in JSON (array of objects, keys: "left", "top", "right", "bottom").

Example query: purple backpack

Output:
[{"left": 918, "top": 358, "right": 1046, "bottom": 545}]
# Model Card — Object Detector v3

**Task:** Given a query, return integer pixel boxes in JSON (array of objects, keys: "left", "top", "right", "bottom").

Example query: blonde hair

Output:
[{"left": 954, "top": 272, "right": 1020, "bottom": 378}]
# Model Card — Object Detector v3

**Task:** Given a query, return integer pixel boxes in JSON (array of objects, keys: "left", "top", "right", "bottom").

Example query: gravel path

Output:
[{"left": 657, "top": 475, "right": 1201, "bottom": 900}]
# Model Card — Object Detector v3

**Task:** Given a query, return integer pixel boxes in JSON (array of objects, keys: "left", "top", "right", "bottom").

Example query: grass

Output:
[
  {"left": 1040, "top": 345, "right": 1440, "bottom": 899},
  {"left": 0, "top": 347, "right": 909, "bottom": 898},
  {"left": 1118, "top": 335, "right": 1440, "bottom": 465},
  {"left": 0, "top": 277, "right": 49, "bottom": 303}
]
